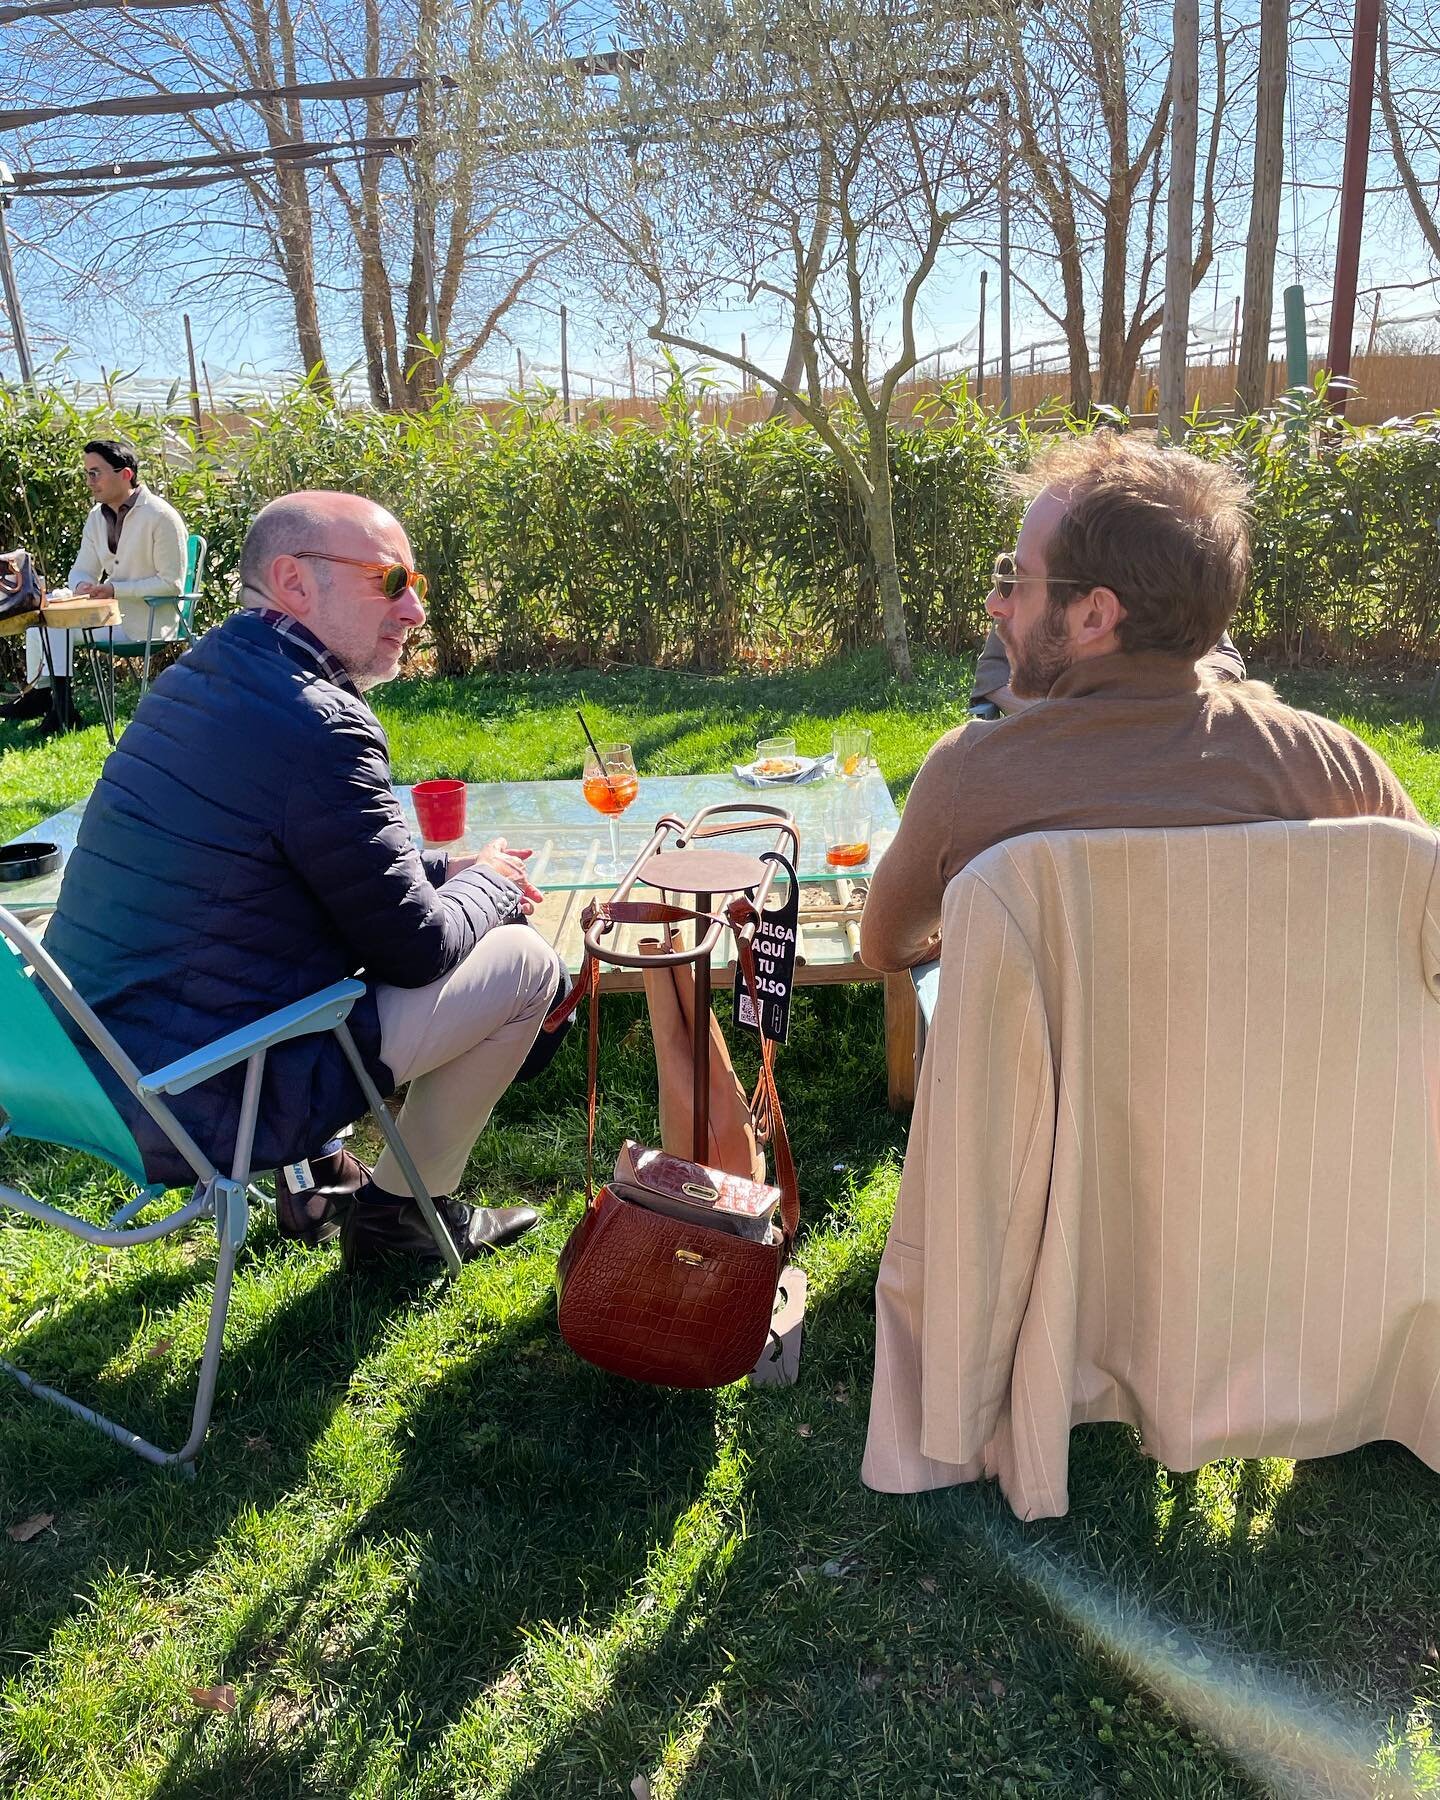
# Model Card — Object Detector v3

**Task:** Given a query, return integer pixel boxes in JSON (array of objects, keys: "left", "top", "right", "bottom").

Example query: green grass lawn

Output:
[{"left": 3, "top": 654, "right": 1440, "bottom": 1799}]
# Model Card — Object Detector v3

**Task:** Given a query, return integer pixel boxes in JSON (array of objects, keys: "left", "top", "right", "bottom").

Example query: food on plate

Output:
[{"left": 754, "top": 756, "right": 803, "bottom": 777}]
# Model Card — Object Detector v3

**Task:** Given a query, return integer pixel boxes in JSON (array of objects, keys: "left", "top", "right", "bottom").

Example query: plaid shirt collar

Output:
[{"left": 253, "top": 608, "right": 364, "bottom": 703}]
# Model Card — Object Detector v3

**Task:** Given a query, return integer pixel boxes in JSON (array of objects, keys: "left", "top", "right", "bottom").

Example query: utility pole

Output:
[
  {"left": 0, "top": 166, "right": 35, "bottom": 391},
  {"left": 559, "top": 303, "right": 571, "bottom": 422},
  {"left": 1326, "top": 0, "right": 1381, "bottom": 413},
  {"left": 627, "top": 343, "right": 636, "bottom": 398},
  {"left": 975, "top": 268, "right": 988, "bottom": 404},
  {"left": 515, "top": 347, "right": 524, "bottom": 392},
  {"left": 1229, "top": 294, "right": 1240, "bottom": 369},
  {"left": 998, "top": 96, "right": 1013, "bottom": 417},
  {"left": 1365, "top": 290, "right": 1382, "bottom": 356}
]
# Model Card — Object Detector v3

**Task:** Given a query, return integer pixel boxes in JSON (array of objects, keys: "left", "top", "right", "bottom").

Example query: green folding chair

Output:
[
  {"left": 89, "top": 531, "right": 208, "bottom": 705},
  {"left": 0, "top": 903, "right": 460, "bottom": 1473}
]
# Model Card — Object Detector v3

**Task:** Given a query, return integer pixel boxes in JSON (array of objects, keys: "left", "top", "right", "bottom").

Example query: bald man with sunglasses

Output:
[{"left": 43, "top": 490, "right": 562, "bottom": 1269}]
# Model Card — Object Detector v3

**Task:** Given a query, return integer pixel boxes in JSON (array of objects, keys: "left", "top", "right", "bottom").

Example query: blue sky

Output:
[{"left": 0, "top": 6, "right": 1436, "bottom": 400}]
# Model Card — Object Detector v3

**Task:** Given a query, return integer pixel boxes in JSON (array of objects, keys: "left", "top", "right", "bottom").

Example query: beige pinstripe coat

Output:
[{"left": 862, "top": 819, "right": 1440, "bottom": 1521}]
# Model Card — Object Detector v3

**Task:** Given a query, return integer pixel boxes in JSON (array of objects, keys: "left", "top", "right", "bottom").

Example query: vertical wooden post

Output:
[
  {"left": 0, "top": 195, "right": 35, "bottom": 391},
  {"left": 559, "top": 304, "right": 571, "bottom": 423},
  {"left": 976, "top": 268, "right": 988, "bottom": 403},
  {"left": 999, "top": 95, "right": 1013, "bottom": 418},
  {"left": 1327, "top": 0, "right": 1381, "bottom": 412},
  {"left": 1158, "top": 0, "right": 1199, "bottom": 441},
  {"left": 182, "top": 313, "right": 204, "bottom": 435}
]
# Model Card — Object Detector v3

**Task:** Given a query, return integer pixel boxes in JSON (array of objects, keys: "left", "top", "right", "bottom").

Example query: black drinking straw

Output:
[{"left": 576, "top": 709, "right": 618, "bottom": 792}]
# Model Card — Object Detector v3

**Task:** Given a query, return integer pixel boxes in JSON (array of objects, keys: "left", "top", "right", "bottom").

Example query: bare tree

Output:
[
  {"left": 1378, "top": 0, "right": 1440, "bottom": 269},
  {"left": 1235, "top": 0, "right": 1288, "bottom": 412},
  {"left": 496, "top": 0, "right": 998, "bottom": 679},
  {"left": 1001, "top": 0, "right": 1237, "bottom": 410},
  {"left": 3, "top": 0, "right": 561, "bottom": 405},
  {"left": 1159, "top": 0, "right": 1200, "bottom": 436}
]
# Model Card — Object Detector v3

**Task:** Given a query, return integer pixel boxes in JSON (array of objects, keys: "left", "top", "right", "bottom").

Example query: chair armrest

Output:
[
  {"left": 911, "top": 959, "right": 941, "bottom": 1032},
  {"left": 137, "top": 978, "right": 367, "bottom": 1097}
]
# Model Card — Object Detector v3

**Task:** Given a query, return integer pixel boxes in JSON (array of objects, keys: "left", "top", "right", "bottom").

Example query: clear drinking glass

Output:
[
  {"left": 581, "top": 742, "right": 639, "bottom": 878},
  {"left": 826, "top": 785, "right": 872, "bottom": 869},
  {"left": 753, "top": 734, "right": 799, "bottom": 777},
  {"left": 832, "top": 726, "right": 873, "bottom": 780}
]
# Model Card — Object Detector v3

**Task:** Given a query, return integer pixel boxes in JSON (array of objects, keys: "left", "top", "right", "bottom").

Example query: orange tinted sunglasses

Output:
[{"left": 294, "top": 552, "right": 428, "bottom": 600}]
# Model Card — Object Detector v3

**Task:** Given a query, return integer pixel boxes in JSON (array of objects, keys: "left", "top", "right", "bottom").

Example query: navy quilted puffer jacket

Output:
[{"left": 43, "top": 609, "right": 524, "bottom": 1187}]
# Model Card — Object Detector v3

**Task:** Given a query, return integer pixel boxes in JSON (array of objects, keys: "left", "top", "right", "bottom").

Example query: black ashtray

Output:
[{"left": 0, "top": 841, "right": 61, "bottom": 882}]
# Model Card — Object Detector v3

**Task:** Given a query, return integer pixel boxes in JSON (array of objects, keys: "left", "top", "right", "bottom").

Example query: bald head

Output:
[
  {"left": 238, "top": 489, "right": 426, "bottom": 691},
  {"left": 239, "top": 490, "right": 400, "bottom": 601}
]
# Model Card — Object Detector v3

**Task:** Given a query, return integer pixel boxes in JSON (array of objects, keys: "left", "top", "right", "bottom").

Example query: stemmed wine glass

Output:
[{"left": 581, "top": 741, "right": 639, "bottom": 878}]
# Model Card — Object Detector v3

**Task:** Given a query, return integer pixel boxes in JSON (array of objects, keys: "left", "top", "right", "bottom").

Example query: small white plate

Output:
[{"left": 732, "top": 753, "right": 834, "bottom": 787}]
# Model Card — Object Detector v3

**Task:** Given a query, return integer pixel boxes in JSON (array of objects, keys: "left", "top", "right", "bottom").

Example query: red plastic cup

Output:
[{"left": 412, "top": 778, "right": 467, "bottom": 844}]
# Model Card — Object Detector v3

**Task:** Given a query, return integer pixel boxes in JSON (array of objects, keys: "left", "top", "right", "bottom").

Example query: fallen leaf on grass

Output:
[
  {"left": 146, "top": 1338, "right": 174, "bottom": 1360},
  {"left": 188, "top": 1685, "right": 237, "bottom": 1715},
  {"left": 243, "top": 1434, "right": 273, "bottom": 1456},
  {"left": 988, "top": 1677, "right": 1007, "bottom": 1699},
  {"left": 831, "top": 1384, "right": 850, "bottom": 1405},
  {"left": 822, "top": 1553, "right": 866, "bottom": 1580},
  {"left": 796, "top": 1424, "right": 813, "bottom": 1440},
  {"left": 630, "top": 1777, "right": 652, "bottom": 1800},
  {"left": 7, "top": 1512, "right": 54, "bottom": 1543},
  {"left": 918, "top": 1575, "right": 939, "bottom": 1595}
]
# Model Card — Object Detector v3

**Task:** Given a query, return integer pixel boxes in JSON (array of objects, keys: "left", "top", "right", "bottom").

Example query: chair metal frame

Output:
[
  {"left": 88, "top": 531, "right": 208, "bottom": 703},
  {"left": 0, "top": 904, "right": 459, "bottom": 1474}
]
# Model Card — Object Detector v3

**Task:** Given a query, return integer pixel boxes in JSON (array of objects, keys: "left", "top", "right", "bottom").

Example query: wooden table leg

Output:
[{"left": 883, "top": 973, "right": 917, "bottom": 1111}]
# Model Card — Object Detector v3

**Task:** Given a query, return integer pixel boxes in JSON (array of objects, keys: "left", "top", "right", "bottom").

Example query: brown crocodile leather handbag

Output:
[{"left": 546, "top": 895, "right": 799, "bottom": 1389}]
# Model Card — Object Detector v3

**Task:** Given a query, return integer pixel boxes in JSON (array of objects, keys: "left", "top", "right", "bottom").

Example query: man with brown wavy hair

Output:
[{"left": 862, "top": 433, "right": 1420, "bottom": 972}]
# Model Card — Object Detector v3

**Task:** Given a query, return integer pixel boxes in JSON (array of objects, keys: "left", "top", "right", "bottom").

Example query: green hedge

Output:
[{"left": 1, "top": 379, "right": 1436, "bottom": 679}]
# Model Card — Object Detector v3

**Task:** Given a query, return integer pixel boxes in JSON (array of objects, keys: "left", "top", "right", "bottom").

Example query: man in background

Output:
[{"left": 0, "top": 439, "right": 187, "bottom": 734}]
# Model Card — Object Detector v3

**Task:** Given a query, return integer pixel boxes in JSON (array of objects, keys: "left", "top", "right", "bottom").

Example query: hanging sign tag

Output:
[{"left": 734, "top": 851, "right": 798, "bottom": 1044}]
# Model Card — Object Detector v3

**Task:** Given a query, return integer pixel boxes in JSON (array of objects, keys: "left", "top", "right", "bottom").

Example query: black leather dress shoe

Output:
[
  {"left": 275, "top": 1145, "right": 372, "bottom": 1246},
  {"left": 341, "top": 1184, "right": 539, "bottom": 1270},
  {"left": 35, "top": 677, "right": 80, "bottom": 738},
  {"left": 0, "top": 685, "right": 52, "bottom": 722}
]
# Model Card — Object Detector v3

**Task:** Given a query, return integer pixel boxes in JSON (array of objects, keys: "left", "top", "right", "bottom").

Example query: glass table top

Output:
[{"left": 3, "top": 769, "right": 899, "bottom": 916}]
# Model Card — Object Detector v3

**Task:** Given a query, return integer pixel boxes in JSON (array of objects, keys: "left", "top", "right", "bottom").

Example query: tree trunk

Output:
[
  {"left": 863, "top": 436, "right": 913, "bottom": 683},
  {"left": 1158, "top": 0, "right": 1200, "bottom": 438},
  {"left": 244, "top": 0, "right": 331, "bottom": 394},
  {"left": 1236, "top": 0, "right": 1288, "bottom": 412}
]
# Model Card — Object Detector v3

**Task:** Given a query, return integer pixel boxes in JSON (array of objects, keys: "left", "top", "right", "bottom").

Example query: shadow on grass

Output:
[
  {"left": 141, "top": 1282, "right": 730, "bottom": 1799},
  {"left": 0, "top": 1241, "right": 412, "bottom": 1664}
]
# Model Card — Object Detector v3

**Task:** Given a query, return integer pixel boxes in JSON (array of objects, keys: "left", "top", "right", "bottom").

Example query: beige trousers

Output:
[{"left": 372, "top": 924, "right": 560, "bottom": 1199}]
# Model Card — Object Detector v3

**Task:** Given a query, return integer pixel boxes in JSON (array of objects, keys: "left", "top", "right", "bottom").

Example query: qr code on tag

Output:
[{"left": 737, "top": 992, "right": 759, "bottom": 1028}]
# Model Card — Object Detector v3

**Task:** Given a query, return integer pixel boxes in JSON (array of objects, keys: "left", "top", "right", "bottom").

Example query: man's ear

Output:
[
  {"left": 1074, "top": 584, "right": 1125, "bottom": 646},
  {"left": 268, "top": 553, "right": 311, "bottom": 616}
]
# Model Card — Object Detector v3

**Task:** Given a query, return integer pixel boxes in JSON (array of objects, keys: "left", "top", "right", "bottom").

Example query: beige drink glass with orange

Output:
[{"left": 582, "top": 741, "right": 639, "bottom": 877}]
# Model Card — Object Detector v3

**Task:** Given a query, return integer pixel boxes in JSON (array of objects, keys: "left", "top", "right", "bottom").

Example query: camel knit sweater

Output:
[{"left": 860, "top": 651, "right": 1421, "bottom": 972}]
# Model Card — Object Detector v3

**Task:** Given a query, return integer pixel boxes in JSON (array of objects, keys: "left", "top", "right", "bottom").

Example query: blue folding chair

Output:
[{"left": 0, "top": 904, "right": 459, "bottom": 1472}]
